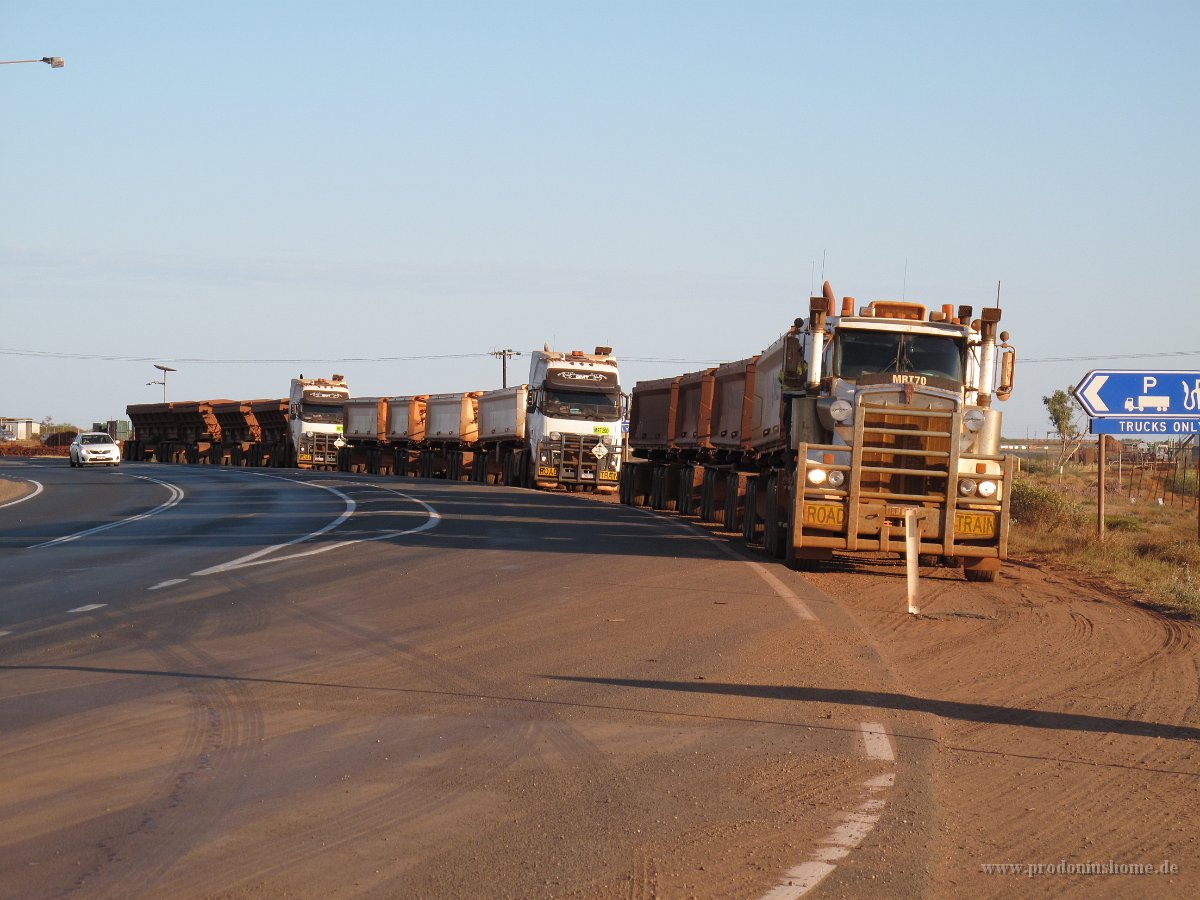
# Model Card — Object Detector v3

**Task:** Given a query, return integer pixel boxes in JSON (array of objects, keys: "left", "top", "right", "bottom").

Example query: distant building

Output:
[{"left": 0, "top": 417, "right": 42, "bottom": 440}]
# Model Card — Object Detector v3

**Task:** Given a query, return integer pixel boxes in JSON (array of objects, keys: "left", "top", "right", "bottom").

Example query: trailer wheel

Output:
[
  {"left": 722, "top": 471, "right": 740, "bottom": 531},
  {"left": 763, "top": 475, "right": 788, "bottom": 559},
  {"left": 742, "top": 478, "right": 759, "bottom": 544}
]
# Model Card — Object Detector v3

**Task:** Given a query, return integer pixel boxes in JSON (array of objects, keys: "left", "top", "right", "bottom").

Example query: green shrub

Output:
[{"left": 1010, "top": 478, "right": 1087, "bottom": 530}]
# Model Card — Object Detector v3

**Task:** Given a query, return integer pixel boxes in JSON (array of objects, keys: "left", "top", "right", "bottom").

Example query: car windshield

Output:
[
  {"left": 836, "top": 330, "right": 964, "bottom": 381},
  {"left": 299, "top": 403, "right": 343, "bottom": 425},
  {"left": 81, "top": 434, "right": 114, "bottom": 445},
  {"left": 541, "top": 389, "right": 621, "bottom": 422}
]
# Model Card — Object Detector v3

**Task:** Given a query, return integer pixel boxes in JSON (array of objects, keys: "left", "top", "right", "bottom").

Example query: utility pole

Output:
[{"left": 489, "top": 349, "right": 522, "bottom": 388}]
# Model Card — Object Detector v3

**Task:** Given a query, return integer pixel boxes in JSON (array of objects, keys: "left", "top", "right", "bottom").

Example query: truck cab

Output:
[
  {"left": 525, "top": 348, "right": 623, "bottom": 490},
  {"left": 288, "top": 374, "right": 349, "bottom": 469}
]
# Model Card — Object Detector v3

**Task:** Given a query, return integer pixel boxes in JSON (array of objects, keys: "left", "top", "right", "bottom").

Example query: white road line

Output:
[
  {"left": 860, "top": 722, "right": 896, "bottom": 761},
  {"left": 68, "top": 604, "right": 106, "bottom": 613},
  {"left": 0, "top": 630, "right": 11, "bottom": 637},
  {"left": 190, "top": 478, "right": 440, "bottom": 578},
  {"left": 27, "top": 474, "right": 186, "bottom": 550},
  {"left": 0, "top": 478, "right": 44, "bottom": 509},
  {"left": 760, "top": 769, "right": 895, "bottom": 899},
  {"left": 150, "top": 578, "right": 187, "bottom": 590}
]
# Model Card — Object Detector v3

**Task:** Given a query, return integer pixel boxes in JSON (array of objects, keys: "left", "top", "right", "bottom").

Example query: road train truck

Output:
[
  {"left": 621, "top": 283, "right": 1016, "bottom": 581},
  {"left": 287, "top": 374, "right": 349, "bottom": 469},
  {"left": 517, "top": 347, "right": 623, "bottom": 491}
]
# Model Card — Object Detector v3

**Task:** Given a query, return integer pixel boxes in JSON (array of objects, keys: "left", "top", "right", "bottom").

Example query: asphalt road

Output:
[{"left": 0, "top": 459, "right": 927, "bottom": 899}]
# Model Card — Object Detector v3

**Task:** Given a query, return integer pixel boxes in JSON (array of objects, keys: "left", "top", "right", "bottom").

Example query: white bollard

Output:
[{"left": 904, "top": 508, "right": 920, "bottom": 615}]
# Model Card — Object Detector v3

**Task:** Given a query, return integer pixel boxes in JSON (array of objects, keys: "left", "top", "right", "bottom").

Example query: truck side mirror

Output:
[
  {"left": 526, "top": 390, "right": 538, "bottom": 412},
  {"left": 996, "top": 346, "right": 1016, "bottom": 401}
]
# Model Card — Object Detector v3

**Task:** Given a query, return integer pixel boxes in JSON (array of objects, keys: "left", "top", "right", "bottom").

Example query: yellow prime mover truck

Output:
[{"left": 621, "top": 282, "right": 1016, "bottom": 581}]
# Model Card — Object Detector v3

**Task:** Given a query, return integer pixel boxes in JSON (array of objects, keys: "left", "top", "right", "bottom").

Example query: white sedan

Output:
[{"left": 69, "top": 432, "right": 122, "bottom": 467}]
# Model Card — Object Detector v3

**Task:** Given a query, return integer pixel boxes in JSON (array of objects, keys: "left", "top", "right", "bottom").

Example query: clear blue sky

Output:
[{"left": 3, "top": 1, "right": 1197, "bottom": 438}]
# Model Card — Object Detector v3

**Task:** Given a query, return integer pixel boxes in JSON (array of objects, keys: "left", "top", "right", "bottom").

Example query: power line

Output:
[{"left": 4, "top": 346, "right": 1200, "bottom": 366}]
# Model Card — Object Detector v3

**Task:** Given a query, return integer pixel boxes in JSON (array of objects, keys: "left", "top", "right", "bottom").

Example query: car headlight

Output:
[
  {"left": 959, "top": 478, "right": 977, "bottom": 496},
  {"left": 977, "top": 480, "right": 997, "bottom": 498},
  {"left": 807, "top": 468, "right": 827, "bottom": 485},
  {"left": 963, "top": 409, "right": 986, "bottom": 433},
  {"left": 827, "top": 470, "right": 846, "bottom": 488},
  {"left": 830, "top": 398, "right": 853, "bottom": 423}
]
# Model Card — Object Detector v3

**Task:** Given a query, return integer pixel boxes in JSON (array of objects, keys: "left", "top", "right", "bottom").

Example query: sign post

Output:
[{"left": 1073, "top": 370, "right": 1200, "bottom": 541}]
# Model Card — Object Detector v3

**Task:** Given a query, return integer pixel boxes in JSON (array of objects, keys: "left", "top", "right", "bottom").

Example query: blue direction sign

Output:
[
  {"left": 1073, "top": 370, "right": 1200, "bottom": 419},
  {"left": 1089, "top": 417, "right": 1200, "bottom": 436}
]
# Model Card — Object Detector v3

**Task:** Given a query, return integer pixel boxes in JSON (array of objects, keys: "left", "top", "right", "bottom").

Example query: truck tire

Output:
[
  {"left": 722, "top": 471, "right": 740, "bottom": 532},
  {"left": 963, "top": 558, "right": 1001, "bottom": 582},
  {"left": 677, "top": 465, "right": 695, "bottom": 516},
  {"left": 742, "top": 478, "right": 759, "bottom": 544},
  {"left": 763, "top": 475, "right": 788, "bottom": 559}
]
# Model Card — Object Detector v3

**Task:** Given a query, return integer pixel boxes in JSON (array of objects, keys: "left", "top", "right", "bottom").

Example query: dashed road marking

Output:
[
  {"left": 860, "top": 721, "right": 896, "bottom": 761},
  {"left": 150, "top": 579, "right": 187, "bottom": 591},
  {"left": 68, "top": 604, "right": 106, "bottom": 613}
]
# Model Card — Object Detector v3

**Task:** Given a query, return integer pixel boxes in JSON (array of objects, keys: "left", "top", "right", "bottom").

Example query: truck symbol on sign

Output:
[{"left": 1124, "top": 395, "right": 1170, "bottom": 412}]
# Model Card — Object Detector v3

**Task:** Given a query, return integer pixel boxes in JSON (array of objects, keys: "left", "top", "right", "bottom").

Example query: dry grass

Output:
[{"left": 1009, "top": 464, "right": 1200, "bottom": 619}]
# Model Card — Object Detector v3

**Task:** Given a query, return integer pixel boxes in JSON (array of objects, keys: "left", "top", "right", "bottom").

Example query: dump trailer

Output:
[
  {"left": 419, "top": 392, "right": 483, "bottom": 480},
  {"left": 246, "top": 398, "right": 290, "bottom": 467},
  {"left": 622, "top": 282, "right": 1017, "bottom": 581},
  {"left": 338, "top": 397, "right": 387, "bottom": 474},
  {"left": 385, "top": 395, "right": 428, "bottom": 476},
  {"left": 468, "top": 384, "right": 530, "bottom": 485},
  {"left": 124, "top": 401, "right": 226, "bottom": 463},
  {"left": 211, "top": 400, "right": 264, "bottom": 467}
]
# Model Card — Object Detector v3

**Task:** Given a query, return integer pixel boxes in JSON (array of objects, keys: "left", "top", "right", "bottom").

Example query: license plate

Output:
[
  {"left": 803, "top": 501, "right": 845, "bottom": 528},
  {"left": 954, "top": 511, "right": 996, "bottom": 538},
  {"left": 299, "top": 453, "right": 312, "bottom": 462},
  {"left": 593, "top": 426, "right": 610, "bottom": 435},
  {"left": 581, "top": 471, "right": 595, "bottom": 480}
]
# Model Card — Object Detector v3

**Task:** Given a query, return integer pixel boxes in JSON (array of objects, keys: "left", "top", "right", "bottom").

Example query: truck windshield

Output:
[
  {"left": 836, "top": 330, "right": 963, "bottom": 381},
  {"left": 299, "top": 403, "right": 344, "bottom": 425},
  {"left": 541, "top": 389, "right": 621, "bottom": 421}
]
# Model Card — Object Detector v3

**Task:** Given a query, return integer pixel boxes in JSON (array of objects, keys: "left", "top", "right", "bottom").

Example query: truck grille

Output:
[{"left": 855, "top": 400, "right": 954, "bottom": 503}]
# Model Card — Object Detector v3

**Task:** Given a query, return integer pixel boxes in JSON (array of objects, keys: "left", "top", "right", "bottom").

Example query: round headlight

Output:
[
  {"left": 963, "top": 409, "right": 986, "bottom": 433},
  {"left": 807, "top": 468, "right": 828, "bottom": 485},
  {"left": 830, "top": 398, "right": 853, "bottom": 422},
  {"left": 977, "top": 480, "right": 998, "bottom": 498},
  {"left": 958, "top": 478, "right": 977, "bottom": 496},
  {"left": 827, "top": 470, "right": 845, "bottom": 488},
  {"left": 549, "top": 431, "right": 561, "bottom": 441}
]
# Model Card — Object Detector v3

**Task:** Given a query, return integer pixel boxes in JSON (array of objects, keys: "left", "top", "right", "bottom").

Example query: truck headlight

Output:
[
  {"left": 827, "top": 470, "right": 845, "bottom": 488},
  {"left": 807, "top": 469, "right": 827, "bottom": 485},
  {"left": 977, "top": 480, "right": 997, "bottom": 498},
  {"left": 963, "top": 409, "right": 986, "bottom": 433},
  {"left": 830, "top": 399, "right": 853, "bottom": 422},
  {"left": 959, "top": 479, "right": 977, "bottom": 496},
  {"left": 549, "top": 431, "right": 561, "bottom": 441}
]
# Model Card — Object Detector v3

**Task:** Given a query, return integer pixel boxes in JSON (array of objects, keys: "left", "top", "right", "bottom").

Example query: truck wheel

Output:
[
  {"left": 722, "top": 472, "right": 739, "bottom": 531},
  {"left": 742, "top": 479, "right": 759, "bottom": 544},
  {"left": 963, "top": 558, "right": 1001, "bottom": 582},
  {"left": 763, "top": 475, "right": 787, "bottom": 559}
]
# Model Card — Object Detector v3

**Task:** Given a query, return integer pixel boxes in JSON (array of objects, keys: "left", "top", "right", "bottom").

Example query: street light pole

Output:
[
  {"left": 0, "top": 57, "right": 64, "bottom": 68},
  {"left": 151, "top": 364, "right": 176, "bottom": 403}
]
